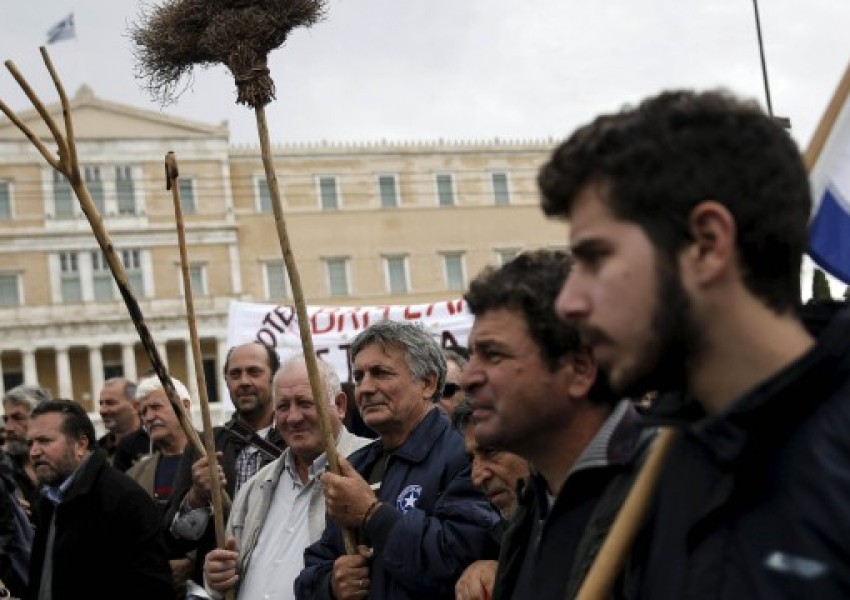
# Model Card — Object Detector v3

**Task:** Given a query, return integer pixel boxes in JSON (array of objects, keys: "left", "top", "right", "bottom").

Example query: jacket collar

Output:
[
  {"left": 368, "top": 408, "right": 449, "bottom": 464},
  {"left": 58, "top": 448, "right": 108, "bottom": 504}
]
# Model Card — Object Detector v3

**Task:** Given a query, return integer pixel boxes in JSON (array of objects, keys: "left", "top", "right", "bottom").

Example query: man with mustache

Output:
[
  {"left": 296, "top": 321, "right": 500, "bottom": 600},
  {"left": 451, "top": 397, "right": 529, "bottom": 600},
  {"left": 97, "top": 377, "right": 150, "bottom": 471},
  {"left": 27, "top": 399, "right": 172, "bottom": 599},
  {"left": 546, "top": 90, "right": 850, "bottom": 597},
  {"left": 203, "top": 355, "right": 371, "bottom": 600},
  {"left": 2, "top": 385, "right": 51, "bottom": 519},
  {"left": 461, "top": 249, "right": 651, "bottom": 600},
  {"left": 167, "top": 341, "right": 286, "bottom": 587}
]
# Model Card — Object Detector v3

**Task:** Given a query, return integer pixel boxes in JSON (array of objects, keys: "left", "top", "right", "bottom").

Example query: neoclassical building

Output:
[{"left": 0, "top": 86, "right": 566, "bottom": 412}]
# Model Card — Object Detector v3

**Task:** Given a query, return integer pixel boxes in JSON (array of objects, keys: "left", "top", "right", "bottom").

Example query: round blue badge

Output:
[{"left": 396, "top": 484, "right": 422, "bottom": 514}]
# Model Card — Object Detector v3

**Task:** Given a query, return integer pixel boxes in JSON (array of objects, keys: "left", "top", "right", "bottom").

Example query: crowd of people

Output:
[{"left": 1, "top": 88, "right": 849, "bottom": 600}]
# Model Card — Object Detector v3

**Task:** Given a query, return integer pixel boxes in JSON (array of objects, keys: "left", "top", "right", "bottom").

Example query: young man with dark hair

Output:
[
  {"left": 462, "top": 249, "right": 651, "bottom": 599},
  {"left": 547, "top": 90, "right": 850, "bottom": 597},
  {"left": 27, "top": 400, "right": 171, "bottom": 599}
]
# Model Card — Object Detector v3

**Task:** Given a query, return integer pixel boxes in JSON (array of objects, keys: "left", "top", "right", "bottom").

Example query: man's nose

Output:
[{"left": 555, "top": 273, "right": 590, "bottom": 322}]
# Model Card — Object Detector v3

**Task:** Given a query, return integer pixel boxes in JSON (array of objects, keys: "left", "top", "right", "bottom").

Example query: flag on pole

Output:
[
  {"left": 47, "top": 13, "right": 75, "bottom": 44},
  {"left": 807, "top": 63, "right": 850, "bottom": 284}
]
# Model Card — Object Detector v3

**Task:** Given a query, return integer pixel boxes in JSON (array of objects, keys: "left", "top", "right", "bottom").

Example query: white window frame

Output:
[
  {"left": 0, "top": 272, "right": 23, "bottom": 307},
  {"left": 383, "top": 254, "right": 410, "bottom": 294},
  {"left": 59, "top": 251, "right": 82, "bottom": 303},
  {"left": 121, "top": 248, "right": 145, "bottom": 298},
  {"left": 91, "top": 250, "right": 115, "bottom": 302},
  {"left": 435, "top": 172, "right": 456, "bottom": 207},
  {"left": 442, "top": 252, "right": 466, "bottom": 292},
  {"left": 324, "top": 257, "right": 350, "bottom": 297},
  {"left": 317, "top": 175, "right": 341, "bottom": 211},
  {"left": 0, "top": 180, "right": 14, "bottom": 221},
  {"left": 495, "top": 247, "right": 522, "bottom": 266},
  {"left": 263, "top": 261, "right": 289, "bottom": 301},
  {"left": 254, "top": 175, "right": 273, "bottom": 214},
  {"left": 377, "top": 174, "right": 400, "bottom": 208},
  {"left": 187, "top": 263, "right": 208, "bottom": 296},
  {"left": 52, "top": 170, "right": 74, "bottom": 219},
  {"left": 491, "top": 171, "right": 511, "bottom": 206},
  {"left": 179, "top": 177, "right": 197, "bottom": 215},
  {"left": 115, "top": 164, "right": 137, "bottom": 215},
  {"left": 83, "top": 165, "right": 105, "bottom": 215}
]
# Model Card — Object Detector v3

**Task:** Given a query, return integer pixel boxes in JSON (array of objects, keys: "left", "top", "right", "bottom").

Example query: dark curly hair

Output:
[
  {"left": 539, "top": 90, "right": 809, "bottom": 312},
  {"left": 464, "top": 249, "right": 580, "bottom": 371},
  {"left": 31, "top": 400, "right": 96, "bottom": 450}
]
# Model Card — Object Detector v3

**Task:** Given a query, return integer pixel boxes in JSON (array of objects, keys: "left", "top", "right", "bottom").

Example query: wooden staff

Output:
[
  {"left": 255, "top": 106, "right": 356, "bottom": 554},
  {"left": 804, "top": 61, "right": 850, "bottom": 171},
  {"left": 165, "top": 152, "right": 229, "bottom": 555},
  {"left": 0, "top": 47, "right": 209, "bottom": 467}
]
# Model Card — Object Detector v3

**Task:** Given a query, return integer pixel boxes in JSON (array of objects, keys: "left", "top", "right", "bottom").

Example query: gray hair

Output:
[
  {"left": 103, "top": 377, "right": 137, "bottom": 403},
  {"left": 3, "top": 385, "right": 52, "bottom": 413},
  {"left": 135, "top": 376, "right": 191, "bottom": 403},
  {"left": 275, "top": 354, "right": 341, "bottom": 406},
  {"left": 350, "top": 320, "right": 446, "bottom": 402}
]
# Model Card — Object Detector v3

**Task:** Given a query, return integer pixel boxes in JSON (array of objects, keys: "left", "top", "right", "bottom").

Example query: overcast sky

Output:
[{"left": 1, "top": 0, "right": 848, "bottom": 296}]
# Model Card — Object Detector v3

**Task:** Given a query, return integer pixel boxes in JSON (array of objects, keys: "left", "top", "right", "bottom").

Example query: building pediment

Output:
[{"left": 0, "top": 84, "right": 229, "bottom": 142}]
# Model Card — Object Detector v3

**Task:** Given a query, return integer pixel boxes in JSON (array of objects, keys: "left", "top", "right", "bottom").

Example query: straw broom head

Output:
[{"left": 131, "top": 0, "right": 326, "bottom": 108}]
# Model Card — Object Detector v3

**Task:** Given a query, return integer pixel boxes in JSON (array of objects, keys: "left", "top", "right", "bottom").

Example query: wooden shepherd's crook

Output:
[
  {"left": 0, "top": 47, "right": 208, "bottom": 467},
  {"left": 255, "top": 106, "right": 356, "bottom": 554},
  {"left": 165, "top": 152, "right": 229, "bottom": 555}
]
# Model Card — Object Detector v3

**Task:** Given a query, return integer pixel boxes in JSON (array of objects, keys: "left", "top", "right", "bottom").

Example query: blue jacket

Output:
[{"left": 295, "top": 409, "right": 500, "bottom": 600}]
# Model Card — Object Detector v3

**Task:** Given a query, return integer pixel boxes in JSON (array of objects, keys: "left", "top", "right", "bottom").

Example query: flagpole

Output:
[{"left": 751, "top": 0, "right": 774, "bottom": 116}]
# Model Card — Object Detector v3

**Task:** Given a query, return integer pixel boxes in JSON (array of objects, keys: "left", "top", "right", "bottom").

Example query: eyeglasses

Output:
[{"left": 441, "top": 383, "right": 462, "bottom": 398}]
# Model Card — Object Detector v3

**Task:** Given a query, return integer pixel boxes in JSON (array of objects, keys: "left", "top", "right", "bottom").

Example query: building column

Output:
[
  {"left": 22, "top": 347, "right": 38, "bottom": 386},
  {"left": 121, "top": 342, "right": 137, "bottom": 382},
  {"left": 89, "top": 345, "right": 104, "bottom": 398},
  {"left": 55, "top": 345, "right": 73, "bottom": 400},
  {"left": 156, "top": 342, "right": 169, "bottom": 370},
  {"left": 217, "top": 337, "right": 229, "bottom": 406},
  {"left": 183, "top": 340, "right": 199, "bottom": 402},
  {"left": 0, "top": 353, "right": 6, "bottom": 397}
]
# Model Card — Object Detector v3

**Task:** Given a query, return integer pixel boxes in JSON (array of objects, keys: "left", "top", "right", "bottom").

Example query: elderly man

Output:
[
  {"left": 452, "top": 398, "right": 529, "bottom": 600},
  {"left": 2, "top": 385, "right": 51, "bottom": 516},
  {"left": 462, "top": 250, "right": 651, "bottom": 600},
  {"left": 97, "top": 377, "right": 150, "bottom": 471},
  {"left": 203, "top": 355, "right": 371, "bottom": 600},
  {"left": 295, "top": 321, "right": 499, "bottom": 600},
  {"left": 547, "top": 90, "right": 850, "bottom": 597},
  {"left": 167, "top": 341, "right": 286, "bottom": 587},
  {"left": 27, "top": 400, "right": 172, "bottom": 599}
]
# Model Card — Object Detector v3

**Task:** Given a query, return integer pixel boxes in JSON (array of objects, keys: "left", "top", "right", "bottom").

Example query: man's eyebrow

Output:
[{"left": 570, "top": 237, "right": 609, "bottom": 258}]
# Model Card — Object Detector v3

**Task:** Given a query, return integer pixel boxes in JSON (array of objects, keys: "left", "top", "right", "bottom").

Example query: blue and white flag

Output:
[
  {"left": 808, "top": 65, "right": 850, "bottom": 284},
  {"left": 47, "top": 13, "right": 75, "bottom": 44}
]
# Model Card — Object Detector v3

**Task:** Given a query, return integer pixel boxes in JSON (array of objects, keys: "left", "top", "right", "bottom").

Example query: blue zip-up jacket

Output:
[{"left": 295, "top": 408, "right": 500, "bottom": 600}]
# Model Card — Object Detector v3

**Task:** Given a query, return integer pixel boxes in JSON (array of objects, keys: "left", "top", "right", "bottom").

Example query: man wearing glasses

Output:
[{"left": 437, "top": 347, "right": 467, "bottom": 417}]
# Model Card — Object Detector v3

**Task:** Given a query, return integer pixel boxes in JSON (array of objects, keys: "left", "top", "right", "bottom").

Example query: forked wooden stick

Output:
[
  {"left": 165, "top": 152, "right": 229, "bottom": 547},
  {"left": 0, "top": 47, "right": 209, "bottom": 467},
  {"left": 254, "top": 105, "right": 356, "bottom": 554}
]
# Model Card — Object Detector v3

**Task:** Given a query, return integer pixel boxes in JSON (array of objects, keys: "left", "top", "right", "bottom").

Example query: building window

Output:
[
  {"left": 179, "top": 178, "right": 196, "bottom": 214},
  {"left": 0, "top": 274, "right": 20, "bottom": 306},
  {"left": 91, "top": 251, "right": 114, "bottom": 302},
  {"left": 325, "top": 258, "right": 349, "bottom": 297},
  {"left": 378, "top": 175, "right": 399, "bottom": 208},
  {"left": 0, "top": 181, "right": 12, "bottom": 220},
  {"left": 318, "top": 176, "right": 339, "bottom": 210},
  {"left": 436, "top": 173, "right": 455, "bottom": 207},
  {"left": 443, "top": 252, "right": 465, "bottom": 291},
  {"left": 492, "top": 172, "right": 510, "bottom": 206},
  {"left": 84, "top": 166, "right": 105, "bottom": 214},
  {"left": 115, "top": 165, "right": 136, "bottom": 215},
  {"left": 121, "top": 249, "right": 145, "bottom": 298},
  {"left": 384, "top": 255, "right": 409, "bottom": 294},
  {"left": 189, "top": 263, "right": 207, "bottom": 296},
  {"left": 255, "top": 177, "right": 272, "bottom": 214},
  {"left": 264, "top": 261, "right": 288, "bottom": 300},
  {"left": 53, "top": 170, "right": 74, "bottom": 219},
  {"left": 59, "top": 251, "right": 82, "bottom": 302},
  {"left": 496, "top": 248, "right": 521, "bottom": 266}
]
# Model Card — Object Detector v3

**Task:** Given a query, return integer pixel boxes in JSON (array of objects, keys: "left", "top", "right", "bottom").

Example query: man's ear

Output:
[
  {"left": 565, "top": 349, "right": 597, "bottom": 399},
  {"left": 333, "top": 391, "right": 347, "bottom": 421},
  {"left": 182, "top": 398, "right": 191, "bottom": 413},
  {"left": 420, "top": 371, "right": 439, "bottom": 403},
  {"left": 685, "top": 201, "right": 737, "bottom": 285}
]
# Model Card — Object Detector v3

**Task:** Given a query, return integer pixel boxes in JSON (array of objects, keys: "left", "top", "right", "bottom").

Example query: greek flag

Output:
[
  {"left": 808, "top": 64, "right": 850, "bottom": 284},
  {"left": 47, "top": 13, "right": 75, "bottom": 44}
]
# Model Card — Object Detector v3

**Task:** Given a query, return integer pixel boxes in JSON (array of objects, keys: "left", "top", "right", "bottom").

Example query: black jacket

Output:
[
  {"left": 28, "top": 449, "right": 172, "bottom": 600},
  {"left": 631, "top": 307, "right": 850, "bottom": 598},
  {"left": 493, "top": 401, "right": 651, "bottom": 600}
]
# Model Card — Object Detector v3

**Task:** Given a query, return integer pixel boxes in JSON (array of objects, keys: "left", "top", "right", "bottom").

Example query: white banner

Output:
[{"left": 226, "top": 299, "right": 473, "bottom": 385}]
